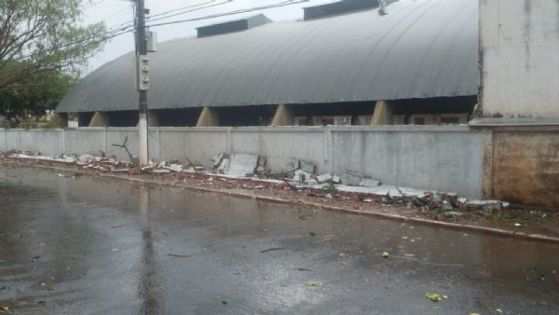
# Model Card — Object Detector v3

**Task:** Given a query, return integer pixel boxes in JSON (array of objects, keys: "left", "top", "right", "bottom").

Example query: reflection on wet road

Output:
[{"left": 0, "top": 168, "right": 558, "bottom": 314}]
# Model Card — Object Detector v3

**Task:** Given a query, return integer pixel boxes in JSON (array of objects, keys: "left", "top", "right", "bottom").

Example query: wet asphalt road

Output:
[{"left": 0, "top": 168, "right": 558, "bottom": 315}]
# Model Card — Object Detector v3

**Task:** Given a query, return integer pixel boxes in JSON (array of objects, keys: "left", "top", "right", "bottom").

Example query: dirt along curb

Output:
[{"left": 3, "top": 159, "right": 559, "bottom": 244}]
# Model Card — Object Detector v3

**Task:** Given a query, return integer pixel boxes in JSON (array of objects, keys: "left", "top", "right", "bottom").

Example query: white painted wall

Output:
[
  {"left": 0, "top": 126, "right": 489, "bottom": 198},
  {"left": 481, "top": 0, "right": 559, "bottom": 118}
]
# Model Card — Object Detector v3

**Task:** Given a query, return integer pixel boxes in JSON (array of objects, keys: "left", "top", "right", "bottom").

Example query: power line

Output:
[
  {"left": 147, "top": 0, "right": 218, "bottom": 20},
  {"left": 145, "top": 0, "right": 310, "bottom": 29},
  {"left": 100, "top": 0, "right": 231, "bottom": 40},
  {"left": 15, "top": 26, "right": 135, "bottom": 61},
  {"left": 106, "top": 0, "right": 309, "bottom": 36},
  {"left": 146, "top": 0, "right": 233, "bottom": 23},
  {"left": 15, "top": 0, "right": 311, "bottom": 61}
]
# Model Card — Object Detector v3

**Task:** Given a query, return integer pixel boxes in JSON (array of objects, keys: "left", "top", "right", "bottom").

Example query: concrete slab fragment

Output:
[
  {"left": 360, "top": 178, "right": 382, "bottom": 187},
  {"left": 293, "top": 169, "right": 313, "bottom": 184},
  {"left": 299, "top": 160, "right": 316, "bottom": 174},
  {"left": 227, "top": 154, "right": 258, "bottom": 177},
  {"left": 316, "top": 173, "right": 332, "bottom": 183},
  {"left": 342, "top": 170, "right": 362, "bottom": 186}
]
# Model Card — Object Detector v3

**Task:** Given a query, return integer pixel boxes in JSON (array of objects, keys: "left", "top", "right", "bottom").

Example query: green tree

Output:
[
  {"left": 0, "top": 69, "right": 74, "bottom": 123},
  {"left": 0, "top": 0, "right": 107, "bottom": 91}
]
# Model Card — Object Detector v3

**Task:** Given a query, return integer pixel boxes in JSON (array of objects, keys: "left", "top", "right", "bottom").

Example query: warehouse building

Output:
[{"left": 57, "top": 0, "right": 480, "bottom": 127}]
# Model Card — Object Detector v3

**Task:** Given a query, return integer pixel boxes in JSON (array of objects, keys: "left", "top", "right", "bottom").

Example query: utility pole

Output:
[{"left": 135, "top": 0, "right": 150, "bottom": 165}]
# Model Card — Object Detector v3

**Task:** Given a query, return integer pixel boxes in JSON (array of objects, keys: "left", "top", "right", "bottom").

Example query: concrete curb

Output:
[{"left": 7, "top": 160, "right": 559, "bottom": 244}]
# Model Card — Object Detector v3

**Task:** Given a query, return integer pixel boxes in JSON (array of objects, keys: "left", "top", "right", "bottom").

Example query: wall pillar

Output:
[
  {"left": 480, "top": 0, "right": 559, "bottom": 121},
  {"left": 480, "top": 126, "right": 559, "bottom": 208},
  {"left": 68, "top": 113, "right": 79, "bottom": 128},
  {"left": 370, "top": 100, "right": 393, "bottom": 125},
  {"left": 196, "top": 106, "right": 219, "bottom": 127},
  {"left": 270, "top": 104, "right": 294, "bottom": 126},
  {"left": 89, "top": 112, "right": 108, "bottom": 127}
]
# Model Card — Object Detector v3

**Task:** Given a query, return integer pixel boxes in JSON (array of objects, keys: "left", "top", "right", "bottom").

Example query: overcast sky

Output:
[{"left": 82, "top": 0, "right": 334, "bottom": 73}]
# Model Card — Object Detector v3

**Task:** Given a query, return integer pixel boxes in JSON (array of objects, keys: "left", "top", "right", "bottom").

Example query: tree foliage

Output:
[
  {"left": 0, "top": 0, "right": 107, "bottom": 91},
  {"left": 0, "top": 69, "right": 74, "bottom": 122}
]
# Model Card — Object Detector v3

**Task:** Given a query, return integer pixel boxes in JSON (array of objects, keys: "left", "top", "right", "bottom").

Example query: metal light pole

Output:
[{"left": 135, "top": 0, "right": 150, "bottom": 165}]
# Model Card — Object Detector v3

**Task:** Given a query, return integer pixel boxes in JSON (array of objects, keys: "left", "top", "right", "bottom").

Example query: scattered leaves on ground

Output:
[
  {"left": 304, "top": 281, "right": 322, "bottom": 288},
  {"left": 425, "top": 292, "right": 447, "bottom": 302}
]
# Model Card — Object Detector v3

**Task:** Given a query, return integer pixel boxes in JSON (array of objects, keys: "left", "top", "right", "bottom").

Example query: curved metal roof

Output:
[{"left": 58, "top": 0, "right": 479, "bottom": 113}]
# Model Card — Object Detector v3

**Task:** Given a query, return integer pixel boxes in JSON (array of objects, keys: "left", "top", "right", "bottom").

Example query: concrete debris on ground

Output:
[
  {"left": 336, "top": 185, "right": 425, "bottom": 197},
  {"left": 217, "top": 157, "right": 230, "bottom": 174},
  {"left": 286, "top": 158, "right": 299, "bottom": 173},
  {"left": 360, "top": 178, "right": 382, "bottom": 188},
  {"left": 316, "top": 173, "right": 332, "bottom": 183},
  {"left": 256, "top": 156, "right": 267, "bottom": 175},
  {"left": 212, "top": 152, "right": 268, "bottom": 177},
  {"left": 211, "top": 152, "right": 226, "bottom": 169},
  {"left": 142, "top": 159, "right": 199, "bottom": 174},
  {"left": 342, "top": 170, "right": 362, "bottom": 186},
  {"left": 465, "top": 199, "right": 510, "bottom": 211},
  {"left": 299, "top": 160, "right": 316, "bottom": 174},
  {"left": 0, "top": 150, "right": 514, "bottom": 214},
  {"left": 293, "top": 169, "right": 314, "bottom": 184},
  {"left": 342, "top": 170, "right": 382, "bottom": 187},
  {"left": 225, "top": 153, "right": 259, "bottom": 177}
]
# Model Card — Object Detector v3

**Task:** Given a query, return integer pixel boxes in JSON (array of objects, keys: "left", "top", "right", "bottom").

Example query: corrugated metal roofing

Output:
[{"left": 57, "top": 0, "right": 480, "bottom": 113}]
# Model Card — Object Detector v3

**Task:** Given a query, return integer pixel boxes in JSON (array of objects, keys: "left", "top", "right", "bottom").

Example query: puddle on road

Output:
[{"left": 1, "top": 167, "right": 558, "bottom": 314}]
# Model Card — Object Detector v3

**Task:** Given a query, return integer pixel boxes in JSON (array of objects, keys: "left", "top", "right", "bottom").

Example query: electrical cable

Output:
[
  {"left": 15, "top": 0, "right": 311, "bottom": 61},
  {"left": 145, "top": 0, "right": 309, "bottom": 28}
]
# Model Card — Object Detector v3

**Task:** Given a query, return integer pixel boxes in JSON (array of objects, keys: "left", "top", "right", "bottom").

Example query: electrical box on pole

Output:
[
  {"left": 137, "top": 55, "right": 150, "bottom": 91},
  {"left": 146, "top": 31, "right": 157, "bottom": 52}
]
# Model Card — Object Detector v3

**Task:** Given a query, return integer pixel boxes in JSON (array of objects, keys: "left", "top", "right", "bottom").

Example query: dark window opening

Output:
[
  {"left": 107, "top": 111, "right": 139, "bottom": 127},
  {"left": 215, "top": 105, "right": 276, "bottom": 126},
  {"left": 392, "top": 96, "right": 476, "bottom": 116},
  {"left": 440, "top": 116, "right": 460, "bottom": 124},
  {"left": 78, "top": 112, "right": 94, "bottom": 127},
  {"left": 156, "top": 108, "right": 202, "bottom": 127},
  {"left": 290, "top": 101, "right": 373, "bottom": 126}
]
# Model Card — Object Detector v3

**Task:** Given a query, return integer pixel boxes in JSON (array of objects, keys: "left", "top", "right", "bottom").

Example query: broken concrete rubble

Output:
[
  {"left": 227, "top": 153, "right": 259, "bottom": 177},
  {"left": 217, "top": 157, "right": 230, "bottom": 174},
  {"left": 256, "top": 156, "right": 267, "bottom": 175},
  {"left": 286, "top": 158, "right": 299, "bottom": 172},
  {"left": 194, "top": 166, "right": 206, "bottom": 172},
  {"left": 293, "top": 169, "right": 313, "bottom": 184},
  {"left": 342, "top": 170, "right": 362, "bottom": 186},
  {"left": 212, "top": 152, "right": 226, "bottom": 168},
  {"left": 166, "top": 164, "right": 184, "bottom": 173},
  {"left": 315, "top": 173, "right": 342, "bottom": 185},
  {"left": 299, "top": 160, "right": 316, "bottom": 174},
  {"left": 78, "top": 154, "right": 96, "bottom": 163},
  {"left": 316, "top": 173, "right": 332, "bottom": 183},
  {"left": 211, "top": 152, "right": 267, "bottom": 177},
  {"left": 1, "top": 150, "right": 518, "bottom": 215},
  {"left": 342, "top": 171, "right": 382, "bottom": 188},
  {"left": 336, "top": 185, "right": 426, "bottom": 198},
  {"left": 466, "top": 200, "right": 509, "bottom": 212},
  {"left": 359, "top": 178, "right": 382, "bottom": 188}
]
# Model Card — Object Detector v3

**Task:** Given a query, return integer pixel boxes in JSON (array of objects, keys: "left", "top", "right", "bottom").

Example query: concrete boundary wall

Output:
[{"left": 0, "top": 126, "right": 490, "bottom": 198}]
